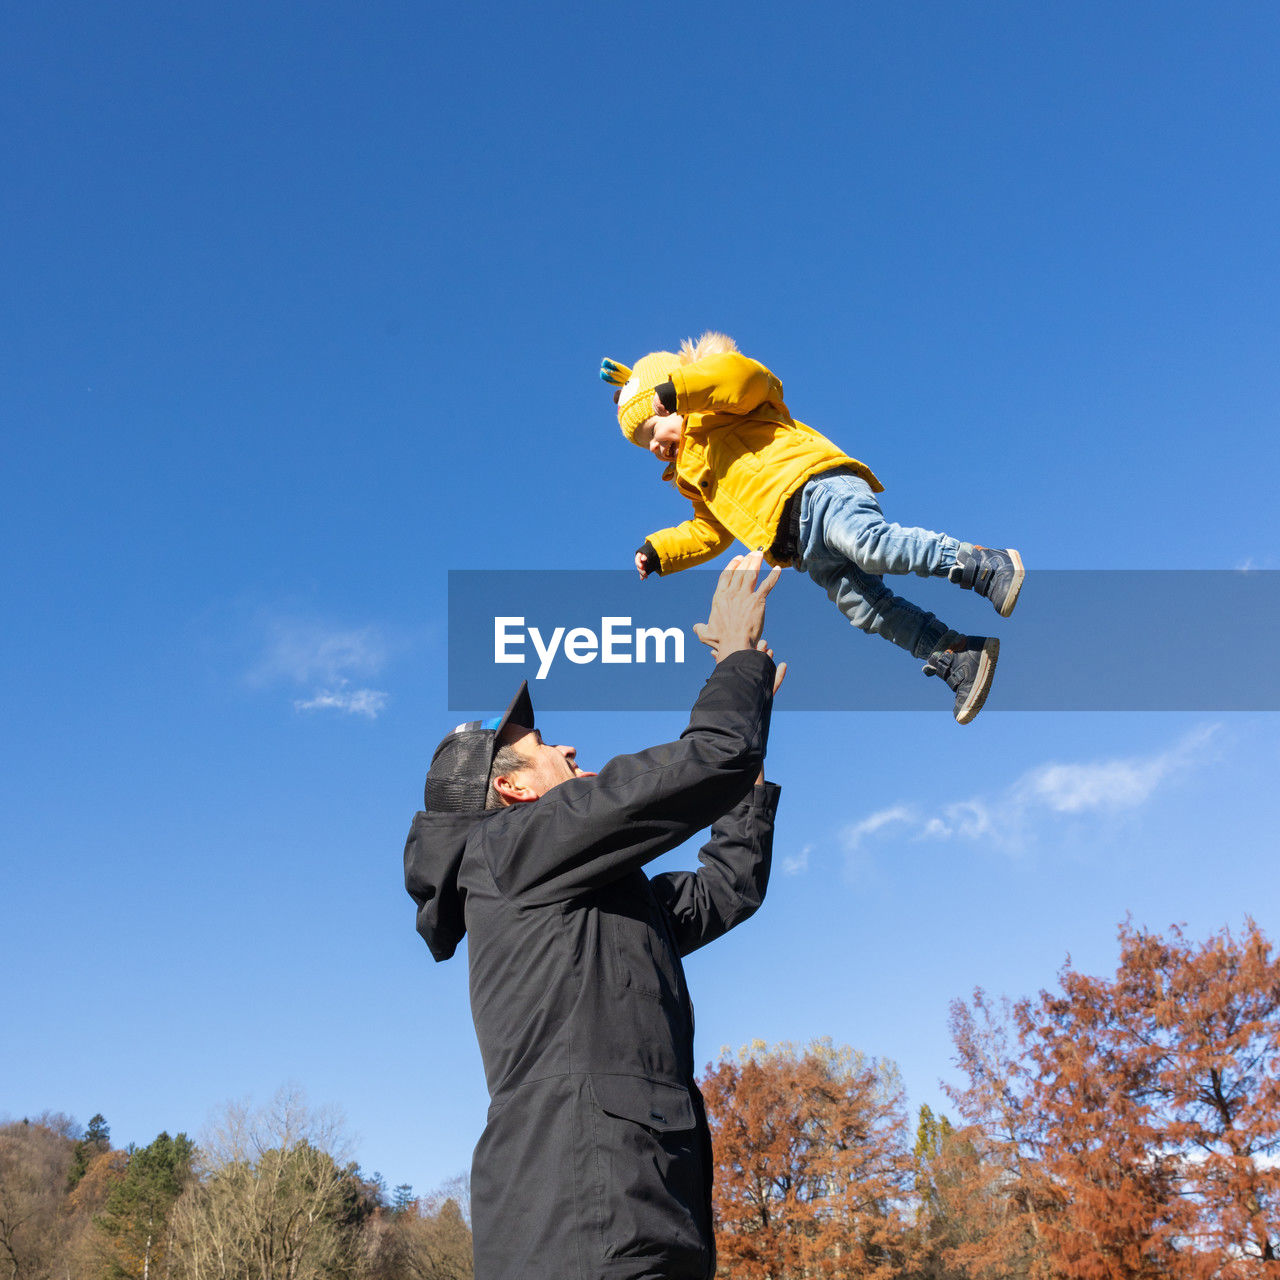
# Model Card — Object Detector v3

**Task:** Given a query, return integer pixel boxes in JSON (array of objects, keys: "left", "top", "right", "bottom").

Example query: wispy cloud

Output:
[
  {"left": 250, "top": 617, "right": 390, "bottom": 719},
  {"left": 253, "top": 621, "right": 387, "bottom": 686},
  {"left": 839, "top": 725, "right": 1221, "bottom": 859},
  {"left": 843, "top": 806, "right": 915, "bottom": 852},
  {"left": 782, "top": 844, "right": 812, "bottom": 875},
  {"left": 294, "top": 685, "right": 388, "bottom": 719}
]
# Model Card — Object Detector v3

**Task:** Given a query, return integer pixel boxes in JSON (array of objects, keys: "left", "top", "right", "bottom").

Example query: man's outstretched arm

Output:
[
  {"left": 649, "top": 777, "right": 781, "bottom": 956},
  {"left": 480, "top": 554, "right": 783, "bottom": 904}
]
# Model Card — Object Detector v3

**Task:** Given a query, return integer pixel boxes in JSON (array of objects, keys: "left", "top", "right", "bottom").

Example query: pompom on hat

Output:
[{"left": 600, "top": 350, "right": 681, "bottom": 444}]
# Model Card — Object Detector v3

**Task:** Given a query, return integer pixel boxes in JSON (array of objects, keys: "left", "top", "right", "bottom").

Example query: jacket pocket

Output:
[
  {"left": 601, "top": 876, "right": 682, "bottom": 1003},
  {"left": 587, "top": 1075, "right": 708, "bottom": 1266}
]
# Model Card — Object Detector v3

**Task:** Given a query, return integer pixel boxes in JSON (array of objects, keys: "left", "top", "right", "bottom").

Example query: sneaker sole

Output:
[
  {"left": 997, "top": 549, "right": 1025, "bottom": 618},
  {"left": 956, "top": 637, "right": 1000, "bottom": 724}
]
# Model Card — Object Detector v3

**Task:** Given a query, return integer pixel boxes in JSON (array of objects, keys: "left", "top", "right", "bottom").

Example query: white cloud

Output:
[
  {"left": 253, "top": 620, "right": 387, "bottom": 687},
  {"left": 294, "top": 685, "right": 388, "bottom": 719},
  {"left": 841, "top": 806, "right": 915, "bottom": 851},
  {"left": 1015, "top": 724, "right": 1218, "bottom": 816},
  {"left": 250, "top": 617, "right": 391, "bottom": 719},
  {"left": 781, "top": 844, "right": 812, "bottom": 876},
  {"left": 915, "top": 797, "right": 1000, "bottom": 842},
  {"left": 839, "top": 725, "right": 1221, "bottom": 860}
]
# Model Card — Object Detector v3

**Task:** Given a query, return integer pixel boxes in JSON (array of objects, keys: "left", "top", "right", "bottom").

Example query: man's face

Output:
[{"left": 496, "top": 724, "right": 593, "bottom": 802}]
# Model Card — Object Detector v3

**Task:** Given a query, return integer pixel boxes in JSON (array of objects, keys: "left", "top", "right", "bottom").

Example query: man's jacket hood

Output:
[{"left": 403, "top": 808, "right": 489, "bottom": 962}]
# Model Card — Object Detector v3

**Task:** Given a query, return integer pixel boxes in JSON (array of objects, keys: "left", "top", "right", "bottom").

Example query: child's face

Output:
[{"left": 634, "top": 415, "right": 684, "bottom": 463}]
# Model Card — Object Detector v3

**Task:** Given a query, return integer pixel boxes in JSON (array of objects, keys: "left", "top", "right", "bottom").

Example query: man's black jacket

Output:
[{"left": 404, "top": 649, "right": 780, "bottom": 1280}]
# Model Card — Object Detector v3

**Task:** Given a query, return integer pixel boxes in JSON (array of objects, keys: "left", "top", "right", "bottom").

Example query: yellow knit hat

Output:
[{"left": 600, "top": 350, "right": 681, "bottom": 444}]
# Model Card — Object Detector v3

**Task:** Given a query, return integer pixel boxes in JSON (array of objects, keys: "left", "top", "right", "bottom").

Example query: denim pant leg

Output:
[
  {"left": 795, "top": 476, "right": 960, "bottom": 659},
  {"left": 810, "top": 474, "right": 961, "bottom": 577},
  {"left": 802, "top": 550, "right": 956, "bottom": 658}
]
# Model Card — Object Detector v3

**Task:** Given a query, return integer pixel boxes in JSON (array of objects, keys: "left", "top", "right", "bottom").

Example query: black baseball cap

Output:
[{"left": 423, "top": 681, "right": 535, "bottom": 813}]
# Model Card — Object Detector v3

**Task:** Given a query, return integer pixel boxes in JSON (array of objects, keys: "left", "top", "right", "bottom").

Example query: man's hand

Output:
[
  {"left": 756, "top": 640, "right": 787, "bottom": 695},
  {"left": 751, "top": 646, "right": 785, "bottom": 785},
  {"left": 692, "top": 550, "right": 782, "bottom": 666},
  {"left": 634, "top": 550, "right": 649, "bottom": 579},
  {"left": 651, "top": 390, "right": 673, "bottom": 417}
]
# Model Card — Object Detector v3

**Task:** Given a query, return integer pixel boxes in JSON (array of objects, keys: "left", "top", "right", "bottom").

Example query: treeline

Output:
[
  {"left": 0, "top": 1095, "right": 470, "bottom": 1280},
  {"left": 4, "top": 919, "right": 1277, "bottom": 1279},
  {"left": 707, "top": 919, "right": 1279, "bottom": 1279}
]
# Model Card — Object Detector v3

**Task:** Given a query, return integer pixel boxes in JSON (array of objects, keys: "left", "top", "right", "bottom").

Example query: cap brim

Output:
[{"left": 495, "top": 680, "right": 534, "bottom": 741}]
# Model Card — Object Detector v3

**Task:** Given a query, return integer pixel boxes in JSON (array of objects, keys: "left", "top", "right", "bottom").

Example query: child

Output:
[{"left": 599, "top": 332, "right": 1024, "bottom": 723}]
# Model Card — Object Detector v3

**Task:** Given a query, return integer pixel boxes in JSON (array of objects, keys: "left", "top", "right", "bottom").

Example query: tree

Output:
[
  {"left": 1019, "top": 962, "right": 1193, "bottom": 1278},
  {"left": 946, "top": 920, "right": 1280, "bottom": 1280},
  {"left": 0, "top": 1119, "right": 75, "bottom": 1280},
  {"left": 911, "top": 1104, "right": 971, "bottom": 1280},
  {"left": 1015, "top": 919, "right": 1280, "bottom": 1279},
  {"left": 168, "top": 1089, "right": 370, "bottom": 1280},
  {"left": 701, "top": 1038, "right": 916, "bottom": 1280},
  {"left": 366, "top": 1185, "right": 473, "bottom": 1280},
  {"left": 941, "top": 994, "right": 1056, "bottom": 1280},
  {"left": 70, "top": 1114, "right": 112, "bottom": 1189},
  {"left": 94, "top": 1131, "right": 195, "bottom": 1280},
  {"left": 64, "top": 1146, "right": 129, "bottom": 1280}
]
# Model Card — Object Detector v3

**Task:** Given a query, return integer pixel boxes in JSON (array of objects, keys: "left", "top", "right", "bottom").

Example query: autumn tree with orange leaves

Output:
[
  {"left": 1021, "top": 919, "right": 1280, "bottom": 1278},
  {"left": 701, "top": 1039, "right": 916, "bottom": 1280},
  {"left": 945, "top": 919, "right": 1280, "bottom": 1280},
  {"left": 930, "top": 994, "right": 1056, "bottom": 1280}
]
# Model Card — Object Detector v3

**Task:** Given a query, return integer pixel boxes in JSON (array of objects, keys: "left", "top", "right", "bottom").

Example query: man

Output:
[{"left": 404, "top": 553, "right": 784, "bottom": 1280}]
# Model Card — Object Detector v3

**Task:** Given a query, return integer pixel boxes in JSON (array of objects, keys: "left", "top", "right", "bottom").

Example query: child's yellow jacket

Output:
[{"left": 647, "top": 351, "right": 883, "bottom": 573}]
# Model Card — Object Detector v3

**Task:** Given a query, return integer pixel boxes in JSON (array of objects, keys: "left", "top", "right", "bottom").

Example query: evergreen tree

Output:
[
  {"left": 95, "top": 1131, "right": 194, "bottom": 1280},
  {"left": 913, "top": 1104, "right": 954, "bottom": 1214},
  {"left": 360, "top": 1169, "right": 389, "bottom": 1212},
  {"left": 68, "top": 1113, "right": 112, "bottom": 1189}
]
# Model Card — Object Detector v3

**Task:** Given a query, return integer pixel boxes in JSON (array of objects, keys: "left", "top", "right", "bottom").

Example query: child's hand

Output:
[{"left": 635, "top": 551, "right": 649, "bottom": 579}]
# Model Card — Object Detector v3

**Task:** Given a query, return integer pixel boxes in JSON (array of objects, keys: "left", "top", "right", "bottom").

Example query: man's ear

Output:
[{"left": 492, "top": 772, "right": 538, "bottom": 804}]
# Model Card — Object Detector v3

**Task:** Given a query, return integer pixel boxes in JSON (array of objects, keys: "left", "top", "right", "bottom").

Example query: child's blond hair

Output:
[{"left": 679, "top": 331, "right": 739, "bottom": 363}]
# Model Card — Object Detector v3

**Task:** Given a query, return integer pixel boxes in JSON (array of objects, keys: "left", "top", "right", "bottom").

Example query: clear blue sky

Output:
[{"left": 3, "top": 1, "right": 1279, "bottom": 1196}]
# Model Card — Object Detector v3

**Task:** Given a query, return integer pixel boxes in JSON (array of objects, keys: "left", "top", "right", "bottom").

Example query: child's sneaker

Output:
[
  {"left": 923, "top": 636, "right": 1000, "bottom": 724},
  {"left": 949, "top": 546, "right": 1025, "bottom": 618}
]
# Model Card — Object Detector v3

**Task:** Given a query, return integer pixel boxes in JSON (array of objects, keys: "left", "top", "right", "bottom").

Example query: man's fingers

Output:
[
  {"left": 727, "top": 552, "right": 776, "bottom": 599},
  {"left": 735, "top": 549, "right": 765, "bottom": 585},
  {"left": 700, "top": 550, "right": 778, "bottom": 664},
  {"left": 756, "top": 563, "right": 782, "bottom": 598},
  {"left": 716, "top": 554, "right": 746, "bottom": 589},
  {"left": 715, "top": 550, "right": 763, "bottom": 604},
  {"left": 756, "top": 640, "right": 785, "bottom": 692}
]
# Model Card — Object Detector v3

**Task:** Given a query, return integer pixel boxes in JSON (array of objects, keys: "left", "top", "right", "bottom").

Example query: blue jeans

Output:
[{"left": 793, "top": 473, "right": 962, "bottom": 660}]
